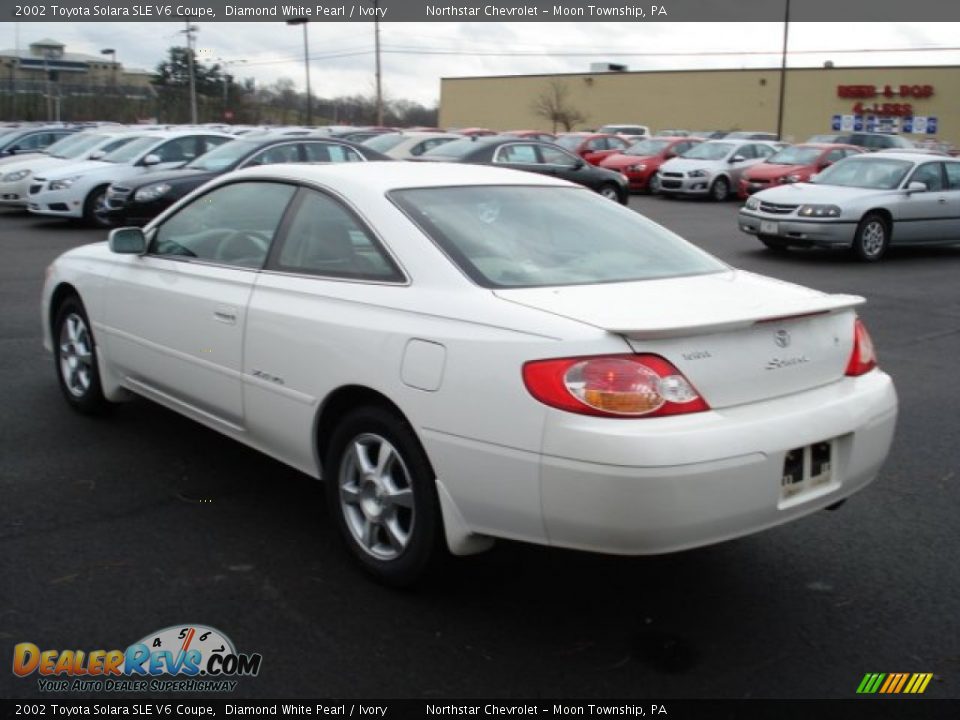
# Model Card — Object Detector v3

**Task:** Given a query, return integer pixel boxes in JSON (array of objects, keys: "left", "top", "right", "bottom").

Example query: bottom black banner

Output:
[{"left": 0, "top": 699, "right": 957, "bottom": 720}]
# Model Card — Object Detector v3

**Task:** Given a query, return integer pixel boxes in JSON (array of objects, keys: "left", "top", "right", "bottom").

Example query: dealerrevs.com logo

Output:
[{"left": 13, "top": 624, "right": 262, "bottom": 693}]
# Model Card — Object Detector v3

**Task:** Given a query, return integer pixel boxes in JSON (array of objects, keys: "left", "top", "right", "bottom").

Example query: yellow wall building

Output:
[{"left": 440, "top": 65, "right": 960, "bottom": 146}]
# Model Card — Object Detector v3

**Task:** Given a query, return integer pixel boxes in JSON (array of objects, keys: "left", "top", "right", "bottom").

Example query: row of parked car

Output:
[{"left": 2, "top": 121, "right": 958, "bottom": 263}]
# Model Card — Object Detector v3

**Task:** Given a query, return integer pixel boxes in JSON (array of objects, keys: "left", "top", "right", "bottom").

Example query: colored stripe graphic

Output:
[{"left": 857, "top": 672, "right": 933, "bottom": 694}]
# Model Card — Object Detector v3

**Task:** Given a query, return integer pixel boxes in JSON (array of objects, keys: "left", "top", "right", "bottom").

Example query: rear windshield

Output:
[
  {"left": 624, "top": 139, "right": 671, "bottom": 156},
  {"left": 389, "top": 186, "right": 725, "bottom": 288},
  {"left": 421, "top": 137, "right": 494, "bottom": 159}
]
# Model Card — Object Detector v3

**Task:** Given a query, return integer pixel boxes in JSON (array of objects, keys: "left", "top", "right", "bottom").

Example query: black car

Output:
[
  {"left": 418, "top": 136, "right": 629, "bottom": 203},
  {"left": 103, "top": 135, "right": 391, "bottom": 226}
]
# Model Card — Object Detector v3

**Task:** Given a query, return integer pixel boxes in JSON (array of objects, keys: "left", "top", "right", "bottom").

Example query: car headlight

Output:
[
  {"left": 134, "top": 183, "right": 172, "bottom": 203},
  {"left": 798, "top": 204, "right": 841, "bottom": 217},
  {"left": 2, "top": 169, "right": 31, "bottom": 182},
  {"left": 688, "top": 169, "right": 709, "bottom": 178},
  {"left": 628, "top": 163, "right": 647, "bottom": 171},
  {"left": 745, "top": 196, "right": 761, "bottom": 211},
  {"left": 783, "top": 174, "right": 802, "bottom": 184},
  {"left": 49, "top": 176, "right": 80, "bottom": 190}
]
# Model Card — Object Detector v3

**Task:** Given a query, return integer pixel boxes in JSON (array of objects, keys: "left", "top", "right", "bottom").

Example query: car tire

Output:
[
  {"left": 598, "top": 183, "right": 621, "bottom": 202},
  {"left": 53, "top": 296, "right": 110, "bottom": 415},
  {"left": 648, "top": 175, "right": 662, "bottom": 194},
  {"left": 325, "top": 405, "right": 445, "bottom": 587},
  {"left": 759, "top": 235, "right": 790, "bottom": 253},
  {"left": 852, "top": 213, "right": 890, "bottom": 262},
  {"left": 83, "top": 185, "right": 111, "bottom": 228},
  {"left": 710, "top": 176, "right": 731, "bottom": 202}
]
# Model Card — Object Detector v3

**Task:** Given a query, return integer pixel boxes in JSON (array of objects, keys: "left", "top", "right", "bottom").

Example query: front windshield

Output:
[
  {"left": 390, "top": 186, "right": 725, "bottom": 289},
  {"left": 681, "top": 142, "right": 733, "bottom": 160},
  {"left": 363, "top": 133, "right": 406, "bottom": 152},
  {"left": 185, "top": 139, "right": 253, "bottom": 171},
  {"left": 554, "top": 135, "right": 585, "bottom": 150},
  {"left": 101, "top": 136, "right": 157, "bottom": 163},
  {"left": 766, "top": 146, "right": 822, "bottom": 166},
  {"left": 808, "top": 134, "right": 843, "bottom": 143},
  {"left": 812, "top": 158, "right": 912, "bottom": 189},
  {"left": 624, "top": 139, "right": 671, "bottom": 156}
]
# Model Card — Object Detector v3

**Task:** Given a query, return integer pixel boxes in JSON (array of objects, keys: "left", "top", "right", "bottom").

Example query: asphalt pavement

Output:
[{"left": 1, "top": 197, "right": 958, "bottom": 701}]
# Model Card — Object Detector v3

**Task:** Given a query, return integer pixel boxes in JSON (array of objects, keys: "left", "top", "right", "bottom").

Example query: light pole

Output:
[
  {"left": 776, "top": 0, "right": 790, "bottom": 141},
  {"left": 181, "top": 22, "right": 199, "bottom": 123},
  {"left": 286, "top": 18, "right": 312, "bottom": 125},
  {"left": 216, "top": 58, "right": 246, "bottom": 121},
  {"left": 100, "top": 48, "right": 117, "bottom": 94},
  {"left": 374, "top": 0, "right": 382, "bottom": 125}
]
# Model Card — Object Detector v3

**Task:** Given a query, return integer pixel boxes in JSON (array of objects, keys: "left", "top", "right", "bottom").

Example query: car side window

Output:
[
  {"left": 586, "top": 138, "right": 606, "bottom": 151},
  {"left": 735, "top": 145, "right": 756, "bottom": 160},
  {"left": 202, "top": 136, "right": 231, "bottom": 153},
  {"left": 539, "top": 145, "right": 578, "bottom": 167},
  {"left": 303, "top": 142, "right": 363, "bottom": 163},
  {"left": 150, "top": 182, "right": 296, "bottom": 269},
  {"left": 495, "top": 144, "right": 539, "bottom": 164},
  {"left": 413, "top": 138, "right": 453, "bottom": 156},
  {"left": 755, "top": 144, "right": 776, "bottom": 158},
  {"left": 824, "top": 149, "right": 846, "bottom": 164},
  {"left": 608, "top": 137, "right": 629, "bottom": 150},
  {"left": 245, "top": 143, "right": 301, "bottom": 166},
  {"left": 152, "top": 137, "right": 201, "bottom": 163},
  {"left": 910, "top": 162, "right": 944, "bottom": 191},
  {"left": 271, "top": 190, "right": 403, "bottom": 281},
  {"left": 944, "top": 163, "right": 960, "bottom": 190}
]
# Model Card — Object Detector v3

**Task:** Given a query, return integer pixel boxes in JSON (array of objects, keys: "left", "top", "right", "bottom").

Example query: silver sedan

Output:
[
  {"left": 656, "top": 140, "right": 781, "bottom": 201},
  {"left": 738, "top": 152, "right": 960, "bottom": 261}
]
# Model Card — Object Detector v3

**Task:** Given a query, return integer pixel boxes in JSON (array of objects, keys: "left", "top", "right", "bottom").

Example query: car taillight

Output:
[
  {"left": 845, "top": 318, "right": 878, "bottom": 376},
  {"left": 522, "top": 354, "right": 710, "bottom": 418}
]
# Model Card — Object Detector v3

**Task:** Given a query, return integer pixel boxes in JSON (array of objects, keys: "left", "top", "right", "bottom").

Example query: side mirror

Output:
[
  {"left": 108, "top": 227, "right": 146, "bottom": 255},
  {"left": 730, "top": 155, "right": 746, "bottom": 163},
  {"left": 573, "top": 158, "right": 586, "bottom": 170},
  {"left": 89, "top": 150, "right": 105, "bottom": 160},
  {"left": 906, "top": 181, "right": 928, "bottom": 193},
  {"left": 141, "top": 153, "right": 162, "bottom": 166}
]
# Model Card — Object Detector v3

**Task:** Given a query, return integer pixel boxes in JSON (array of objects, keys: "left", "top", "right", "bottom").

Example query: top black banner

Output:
[{"left": 2, "top": 0, "right": 960, "bottom": 22}]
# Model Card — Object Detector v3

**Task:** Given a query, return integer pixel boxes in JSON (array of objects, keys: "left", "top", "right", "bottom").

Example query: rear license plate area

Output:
[{"left": 781, "top": 440, "right": 834, "bottom": 501}]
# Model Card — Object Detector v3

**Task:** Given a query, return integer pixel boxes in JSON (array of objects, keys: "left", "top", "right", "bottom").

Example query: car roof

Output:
[
  {"left": 863, "top": 151, "right": 945, "bottom": 162},
  {"left": 226, "top": 160, "right": 573, "bottom": 192}
]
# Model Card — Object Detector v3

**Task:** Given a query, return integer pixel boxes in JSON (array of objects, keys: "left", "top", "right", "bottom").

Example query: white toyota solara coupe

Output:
[{"left": 42, "top": 162, "right": 898, "bottom": 585}]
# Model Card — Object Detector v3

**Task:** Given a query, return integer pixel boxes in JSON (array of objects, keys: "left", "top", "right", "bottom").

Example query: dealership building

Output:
[{"left": 439, "top": 64, "right": 960, "bottom": 145}]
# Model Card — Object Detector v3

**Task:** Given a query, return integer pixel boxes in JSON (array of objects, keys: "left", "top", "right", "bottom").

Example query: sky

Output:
[{"left": 7, "top": 22, "right": 960, "bottom": 106}]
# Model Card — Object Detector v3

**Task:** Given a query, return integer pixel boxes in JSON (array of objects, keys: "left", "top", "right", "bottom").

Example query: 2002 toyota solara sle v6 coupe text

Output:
[{"left": 42, "top": 162, "right": 898, "bottom": 585}]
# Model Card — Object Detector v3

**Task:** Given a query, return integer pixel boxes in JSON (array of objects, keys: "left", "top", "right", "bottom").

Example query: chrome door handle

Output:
[{"left": 938, "top": 197, "right": 947, "bottom": 204}]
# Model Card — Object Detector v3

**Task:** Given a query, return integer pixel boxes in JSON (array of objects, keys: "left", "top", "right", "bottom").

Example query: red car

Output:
[
  {"left": 737, "top": 143, "right": 863, "bottom": 198},
  {"left": 502, "top": 130, "right": 556, "bottom": 141},
  {"left": 554, "top": 132, "right": 632, "bottom": 165},
  {"left": 598, "top": 136, "right": 703, "bottom": 192}
]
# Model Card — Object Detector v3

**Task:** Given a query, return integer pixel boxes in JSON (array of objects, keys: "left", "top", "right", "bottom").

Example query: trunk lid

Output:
[{"left": 495, "top": 270, "right": 863, "bottom": 408}]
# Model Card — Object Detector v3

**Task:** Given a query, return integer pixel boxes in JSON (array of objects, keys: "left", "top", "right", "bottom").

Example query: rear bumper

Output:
[
  {"left": 537, "top": 370, "right": 897, "bottom": 554},
  {"left": 738, "top": 209, "right": 857, "bottom": 247}
]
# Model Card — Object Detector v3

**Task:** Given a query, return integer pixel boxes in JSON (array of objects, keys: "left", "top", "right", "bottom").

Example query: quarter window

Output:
[
  {"left": 150, "top": 182, "right": 296, "bottom": 268},
  {"left": 272, "top": 190, "right": 403, "bottom": 281},
  {"left": 944, "top": 162, "right": 960, "bottom": 190},
  {"left": 539, "top": 145, "right": 578, "bottom": 167},
  {"left": 245, "top": 144, "right": 301, "bottom": 166}
]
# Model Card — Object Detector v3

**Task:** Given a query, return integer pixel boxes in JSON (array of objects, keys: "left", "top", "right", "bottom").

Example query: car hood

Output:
[
  {"left": 0, "top": 152, "right": 47, "bottom": 167},
  {"left": 660, "top": 157, "right": 725, "bottom": 172},
  {"left": 120, "top": 167, "right": 216, "bottom": 190},
  {"left": 35, "top": 159, "right": 113, "bottom": 180},
  {"left": 600, "top": 153, "right": 660, "bottom": 169},
  {"left": 746, "top": 163, "right": 812, "bottom": 180},
  {"left": 753, "top": 183, "right": 892, "bottom": 204}
]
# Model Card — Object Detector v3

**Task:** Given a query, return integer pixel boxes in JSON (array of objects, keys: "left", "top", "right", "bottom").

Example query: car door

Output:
[
  {"left": 897, "top": 162, "right": 948, "bottom": 243},
  {"left": 943, "top": 162, "right": 960, "bottom": 241},
  {"left": 244, "top": 187, "right": 407, "bottom": 473},
  {"left": 101, "top": 180, "right": 298, "bottom": 427},
  {"left": 726, "top": 144, "right": 757, "bottom": 183}
]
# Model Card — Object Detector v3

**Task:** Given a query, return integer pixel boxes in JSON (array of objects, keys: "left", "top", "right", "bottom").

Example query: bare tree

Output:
[{"left": 531, "top": 79, "right": 588, "bottom": 132}]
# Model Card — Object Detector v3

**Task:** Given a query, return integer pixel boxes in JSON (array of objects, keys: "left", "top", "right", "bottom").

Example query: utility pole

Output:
[
  {"left": 775, "top": 0, "right": 790, "bottom": 141},
  {"left": 100, "top": 48, "right": 117, "bottom": 95},
  {"left": 286, "top": 19, "right": 312, "bottom": 125},
  {"left": 374, "top": 0, "right": 383, "bottom": 125},
  {"left": 182, "top": 22, "right": 199, "bottom": 123}
]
